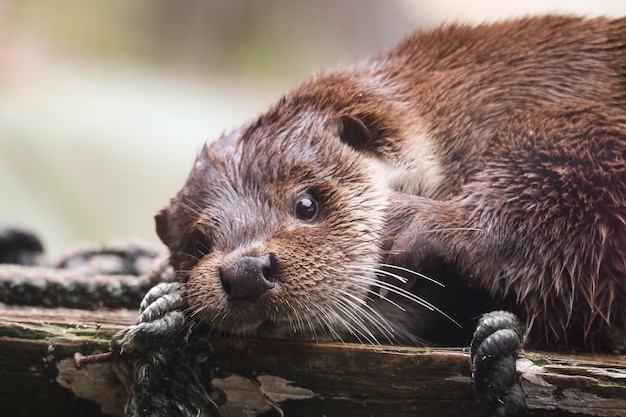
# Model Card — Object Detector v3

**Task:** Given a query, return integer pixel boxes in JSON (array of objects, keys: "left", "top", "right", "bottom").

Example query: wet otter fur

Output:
[{"left": 156, "top": 15, "right": 626, "bottom": 349}]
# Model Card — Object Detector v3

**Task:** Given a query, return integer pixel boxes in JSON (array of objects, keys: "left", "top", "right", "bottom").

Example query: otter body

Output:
[{"left": 156, "top": 16, "right": 626, "bottom": 348}]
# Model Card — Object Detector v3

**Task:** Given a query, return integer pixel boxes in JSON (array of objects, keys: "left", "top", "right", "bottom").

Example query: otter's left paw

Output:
[
  {"left": 111, "top": 282, "right": 188, "bottom": 355},
  {"left": 471, "top": 311, "right": 526, "bottom": 417},
  {"left": 110, "top": 282, "right": 225, "bottom": 417}
]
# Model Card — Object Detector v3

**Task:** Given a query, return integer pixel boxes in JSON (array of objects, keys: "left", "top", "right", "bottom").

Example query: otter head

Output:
[
  {"left": 154, "top": 70, "right": 455, "bottom": 343},
  {"left": 155, "top": 88, "right": 425, "bottom": 341}
]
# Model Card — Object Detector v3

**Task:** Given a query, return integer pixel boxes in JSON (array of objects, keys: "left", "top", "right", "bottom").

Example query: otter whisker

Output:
[
  {"left": 346, "top": 275, "right": 408, "bottom": 313},
  {"left": 209, "top": 309, "right": 234, "bottom": 336},
  {"left": 287, "top": 300, "right": 308, "bottom": 335},
  {"left": 377, "top": 264, "right": 445, "bottom": 287},
  {"left": 286, "top": 297, "right": 328, "bottom": 339},
  {"left": 294, "top": 299, "right": 320, "bottom": 339},
  {"left": 311, "top": 302, "right": 349, "bottom": 343},
  {"left": 306, "top": 295, "right": 351, "bottom": 342},
  {"left": 317, "top": 302, "right": 355, "bottom": 342},
  {"left": 325, "top": 291, "right": 386, "bottom": 343},
  {"left": 178, "top": 252, "right": 203, "bottom": 263},
  {"left": 332, "top": 288, "right": 396, "bottom": 343},
  {"left": 171, "top": 269, "right": 192, "bottom": 282},
  {"left": 419, "top": 227, "right": 482, "bottom": 234},
  {"left": 347, "top": 274, "right": 462, "bottom": 329},
  {"left": 348, "top": 264, "right": 409, "bottom": 284},
  {"left": 187, "top": 302, "right": 219, "bottom": 333},
  {"left": 354, "top": 263, "right": 443, "bottom": 289},
  {"left": 335, "top": 279, "right": 403, "bottom": 327},
  {"left": 327, "top": 295, "right": 381, "bottom": 345},
  {"left": 319, "top": 302, "right": 363, "bottom": 343}
]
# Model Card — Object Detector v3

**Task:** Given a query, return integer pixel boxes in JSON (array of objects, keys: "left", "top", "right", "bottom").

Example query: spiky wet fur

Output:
[{"left": 156, "top": 15, "right": 626, "bottom": 349}]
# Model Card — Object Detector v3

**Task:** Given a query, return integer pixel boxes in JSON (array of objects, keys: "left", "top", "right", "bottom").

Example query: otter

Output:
[{"left": 155, "top": 15, "right": 626, "bottom": 349}]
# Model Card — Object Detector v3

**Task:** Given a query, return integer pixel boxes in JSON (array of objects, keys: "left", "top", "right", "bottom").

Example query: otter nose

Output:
[{"left": 219, "top": 254, "right": 276, "bottom": 303}]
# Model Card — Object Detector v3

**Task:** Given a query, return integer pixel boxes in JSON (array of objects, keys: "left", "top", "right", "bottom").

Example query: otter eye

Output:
[{"left": 294, "top": 194, "right": 319, "bottom": 221}]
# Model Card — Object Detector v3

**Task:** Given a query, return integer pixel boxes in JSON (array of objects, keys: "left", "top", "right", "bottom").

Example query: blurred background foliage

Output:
[{"left": 1, "top": 0, "right": 625, "bottom": 260}]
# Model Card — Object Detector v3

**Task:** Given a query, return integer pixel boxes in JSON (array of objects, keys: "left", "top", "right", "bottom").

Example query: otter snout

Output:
[{"left": 219, "top": 254, "right": 277, "bottom": 303}]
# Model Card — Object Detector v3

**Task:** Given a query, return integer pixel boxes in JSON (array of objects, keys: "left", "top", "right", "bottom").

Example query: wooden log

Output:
[
  {"left": 0, "top": 306, "right": 135, "bottom": 417},
  {"left": 0, "top": 305, "right": 624, "bottom": 417}
]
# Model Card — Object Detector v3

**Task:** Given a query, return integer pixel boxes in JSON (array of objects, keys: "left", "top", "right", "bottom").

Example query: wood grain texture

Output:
[{"left": 0, "top": 305, "right": 624, "bottom": 417}]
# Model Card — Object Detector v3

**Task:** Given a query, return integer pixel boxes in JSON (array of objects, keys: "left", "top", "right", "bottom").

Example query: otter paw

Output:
[
  {"left": 111, "top": 282, "right": 224, "bottom": 417},
  {"left": 111, "top": 282, "right": 188, "bottom": 355},
  {"left": 471, "top": 311, "right": 527, "bottom": 417},
  {"left": 138, "top": 282, "right": 186, "bottom": 322}
]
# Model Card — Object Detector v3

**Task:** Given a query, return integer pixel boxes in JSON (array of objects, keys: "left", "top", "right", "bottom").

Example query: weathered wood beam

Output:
[{"left": 0, "top": 305, "right": 624, "bottom": 417}]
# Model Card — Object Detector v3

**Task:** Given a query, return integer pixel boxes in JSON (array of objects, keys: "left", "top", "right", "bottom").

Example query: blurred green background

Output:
[{"left": 1, "top": 0, "right": 625, "bottom": 260}]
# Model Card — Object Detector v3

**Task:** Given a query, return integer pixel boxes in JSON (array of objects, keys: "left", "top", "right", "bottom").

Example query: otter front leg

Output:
[
  {"left": 384, "top": 193, "right": 528, "bottom": 415},
  {"left": 383, "top": 192, "right": 474, "bottom": 273},
  {"left": 387, "top": 105, "right": 626, "bottom": 351}
]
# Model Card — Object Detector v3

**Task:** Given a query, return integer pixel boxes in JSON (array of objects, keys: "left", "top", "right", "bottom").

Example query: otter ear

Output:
[
  {"left": 336, "top": 114, "right": 374, "bottom": 151},
  {"left": 155, "top": 207, "right": 174, "bottom": 248}
]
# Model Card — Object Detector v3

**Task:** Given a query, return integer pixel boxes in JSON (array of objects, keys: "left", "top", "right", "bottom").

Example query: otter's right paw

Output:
[
  {"left": 111, "top": 282, "right": 188, "bottom": 355},
  {"left": 471, "top": 311, "right": 526, "bottom": 417}
]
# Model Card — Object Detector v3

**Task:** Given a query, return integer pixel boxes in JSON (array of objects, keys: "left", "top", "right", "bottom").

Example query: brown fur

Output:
[
  {"left": 156, "top": 16, "right": 626, "bottom": 348},
  {"left": 385, "top": 104, "right": 626, "bottom": 347}
]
